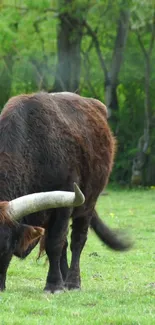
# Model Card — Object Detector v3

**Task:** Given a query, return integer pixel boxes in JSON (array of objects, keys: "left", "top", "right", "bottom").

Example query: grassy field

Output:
[{"left": 0, "top": 187, "right": 155, "bottom": 325}]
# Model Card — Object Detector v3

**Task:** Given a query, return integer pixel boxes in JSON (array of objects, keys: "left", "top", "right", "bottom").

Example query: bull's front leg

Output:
[
  {"left": 0, "top": 253, "right": 13, "bottom": 291},
  {"left": 0, "top": 273, "right": 6, "bottom": 292},
  {"left": 60, "top": 239, "right": 69, "bottom": 281},
  {"left": 0, "top": 225, "right": 15, "bottom": 292},
  {"left": 44, "top": 208, "right": 71, "bottom": 293}
]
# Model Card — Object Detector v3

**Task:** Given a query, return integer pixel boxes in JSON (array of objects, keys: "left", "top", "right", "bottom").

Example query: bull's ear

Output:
[{"left": 16, "top": 224, "right": 45, "bottom": 255}]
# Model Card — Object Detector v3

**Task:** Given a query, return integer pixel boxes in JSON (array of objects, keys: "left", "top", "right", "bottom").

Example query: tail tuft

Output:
[{"left": 91, "top": 211, "right": 133, "bottom": 251}]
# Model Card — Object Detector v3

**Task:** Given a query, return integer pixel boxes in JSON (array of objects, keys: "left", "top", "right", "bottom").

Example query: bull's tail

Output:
[{"left": 90, "top": 210, "right": 132, "bottom": 251}]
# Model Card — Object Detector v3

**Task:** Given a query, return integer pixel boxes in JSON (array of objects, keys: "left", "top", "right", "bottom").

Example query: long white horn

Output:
[{"left": 7, "top": 183, "right": 85, "bottom": 220}]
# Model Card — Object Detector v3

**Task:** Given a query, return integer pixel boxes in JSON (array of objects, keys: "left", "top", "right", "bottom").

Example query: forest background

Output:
[{"left": 0, "top": 0, "right": 155, "bottom": 186}]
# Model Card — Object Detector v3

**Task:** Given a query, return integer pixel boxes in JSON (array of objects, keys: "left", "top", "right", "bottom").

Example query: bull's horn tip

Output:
[{"left": 73, "top": 183, "right": 85, "bottom": 206}]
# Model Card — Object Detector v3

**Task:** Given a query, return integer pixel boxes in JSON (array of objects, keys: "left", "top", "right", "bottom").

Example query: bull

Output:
[{"left": 0, "top": 92, "right": 131, "bottom": 293}]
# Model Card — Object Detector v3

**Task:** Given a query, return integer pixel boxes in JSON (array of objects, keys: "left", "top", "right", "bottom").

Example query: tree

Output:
[
  {"left": 82, "top": 1, "right": 130, "bottom": 131},
  {"left": 0, "top": 0, "right": 155, "bottom": 185},
  {"left": 131, "top": 1, "right": 155, "bottom": 185},
  {"left": 52, "top": 0, "right": 87, "bottom": 92}
]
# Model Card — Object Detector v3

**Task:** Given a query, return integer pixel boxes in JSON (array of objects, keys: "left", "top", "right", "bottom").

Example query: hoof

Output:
[
  {"left": 69, "top": 287, "right": 81, "bottom": 292},
  {"left": 44, "top": 283, "right": 64, "bottom": 294},
  {"left": 0, "top": 286, "right": 5, "bottom": 292},
  {"left": 53, "top": 289, "right": 64, "bottom": 294},
  {"left": 65, "top": 282, "right": 81, "bottom": 291}
]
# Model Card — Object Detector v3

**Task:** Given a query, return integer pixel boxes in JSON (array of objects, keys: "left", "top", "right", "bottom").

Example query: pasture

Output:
[{"left": 0, "top": 187, "right": 154, "bottom": 325}]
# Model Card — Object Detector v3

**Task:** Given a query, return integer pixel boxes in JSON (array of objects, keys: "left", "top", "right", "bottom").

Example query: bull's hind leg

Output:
[
  {"left": 44, "top": 208, "right": 71, "bottom": 293},
  {"left": 65, "top": 216, "right": 90, "bottom": 290}
]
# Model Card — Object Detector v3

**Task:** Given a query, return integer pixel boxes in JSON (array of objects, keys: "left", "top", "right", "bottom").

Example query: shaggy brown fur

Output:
[
  {"left": 0, "top": 202, "right": 14, "bottom": 226},
  {"left": 17, "top": 226, "right": 45, "bottom": 254},
  {"left": 0, "top": 91, "right": 131, "bottom": 293}
]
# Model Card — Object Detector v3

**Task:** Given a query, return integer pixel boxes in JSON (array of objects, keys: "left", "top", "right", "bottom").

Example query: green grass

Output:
[{"left": 0, "top": 187, "right": 155, "bottom": 325}]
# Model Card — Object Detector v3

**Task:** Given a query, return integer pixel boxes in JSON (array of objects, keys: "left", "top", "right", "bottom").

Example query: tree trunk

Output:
[
  {"left": 131, "top": 12, "right": 155, "bottom": 185},
  {"left": 0, "top": 54, "right": 14, "bottom": 110},
  {"left": 105, "top": 9, "right": 130, "bottom": 128},
  {"left": 52, "top": 2, "right": 84, "bottom": 92},
  {"left": 104, "top": 78, "right": 119, "bottom": 127},
  {"left": 85, "top": 7, "right": 130, "bottom": 131}
]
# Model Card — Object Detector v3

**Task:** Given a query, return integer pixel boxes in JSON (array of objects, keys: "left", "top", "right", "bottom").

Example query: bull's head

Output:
[{"left": 0, "top": 183, "right": 85, "bottom": 291}]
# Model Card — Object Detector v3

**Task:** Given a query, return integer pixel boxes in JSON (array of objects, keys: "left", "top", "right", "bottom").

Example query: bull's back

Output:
[
  {"left": 0, "top": 92, "right": 115, "bottom": 198},
  {"left": 49, "top": 92, "right": 115, "bottom": 198}
]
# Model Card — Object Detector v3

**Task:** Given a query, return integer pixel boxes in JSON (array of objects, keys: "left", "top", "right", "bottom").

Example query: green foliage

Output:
[
  {"left": 0, "top": 0, "right": 155, "bottom": 183},
  {"left": 0, "top": 1, "right": 58, "bottom": 103}
]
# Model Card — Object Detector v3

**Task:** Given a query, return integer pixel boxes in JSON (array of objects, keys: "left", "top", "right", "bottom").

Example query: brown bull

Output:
[{"left": 0, "top": 92, "right": 131, "bottom": 293}]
